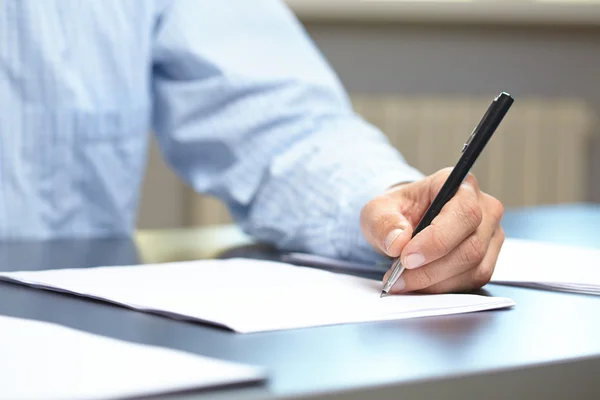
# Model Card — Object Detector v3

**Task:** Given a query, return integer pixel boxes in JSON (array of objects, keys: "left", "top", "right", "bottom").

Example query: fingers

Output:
[
  {"left": 360, "top": 195, "right": 414, "bottom": 258},
  {"left": 416, "top": 226, "right": 505, "bottom": 294},
  {"left": 386, "top": 191, "right": 504, "bottom": 294},
  {"left": 370, "top": 167, "right": 505, "bottom": 295},
  {"left": 400, "top": 176, "right": 483, "bottom": 270}
]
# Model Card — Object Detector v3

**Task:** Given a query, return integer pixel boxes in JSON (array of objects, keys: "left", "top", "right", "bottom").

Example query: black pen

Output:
[{"left": 380, "top": 92, "right": 514, "bottom": 297}]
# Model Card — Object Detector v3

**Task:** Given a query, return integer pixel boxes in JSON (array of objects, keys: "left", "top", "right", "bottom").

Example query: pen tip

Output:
[{"left": 380, "top": 291, "right": 387, "bottom": 298}]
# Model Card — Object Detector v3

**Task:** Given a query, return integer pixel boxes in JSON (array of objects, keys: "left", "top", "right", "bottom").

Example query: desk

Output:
[{"left": 0, "top": 204, "right": 599, "bottom": 399}]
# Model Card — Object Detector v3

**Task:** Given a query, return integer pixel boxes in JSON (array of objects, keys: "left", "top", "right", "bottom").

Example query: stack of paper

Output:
[
  {"left": 0, "top": 315, "right": 264, "bottom": 400},
  {"left": 282, "top": 238, "right": 600, "bottom": 295},
  {"left": 0, "top": 258, "right": 514, "bottom": 333},
  {"left": 490, "top": 238, "right": 600, "bottom": 295}
]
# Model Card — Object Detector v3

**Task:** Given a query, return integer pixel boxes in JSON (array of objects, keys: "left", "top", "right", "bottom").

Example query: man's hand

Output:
[{"left": 360, "top": 167, "right": 505, "bottom": 294}]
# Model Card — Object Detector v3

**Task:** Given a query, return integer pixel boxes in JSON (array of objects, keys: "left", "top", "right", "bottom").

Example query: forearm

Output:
[
  {"left": 150, "top": 0, "right": 424, "bottom": 264},
  {"left": 241, "top": 114, "right": 424, "bottom": 264}
]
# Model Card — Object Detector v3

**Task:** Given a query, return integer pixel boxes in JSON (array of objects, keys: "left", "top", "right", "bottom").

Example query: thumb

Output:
[{"left": 360, "top": 200, "right": 414, "bottom": 258}]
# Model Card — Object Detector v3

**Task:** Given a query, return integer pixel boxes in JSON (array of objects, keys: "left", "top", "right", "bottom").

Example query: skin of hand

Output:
[{"left": 360, "top": 167, "right": 505, "bottom": 294}]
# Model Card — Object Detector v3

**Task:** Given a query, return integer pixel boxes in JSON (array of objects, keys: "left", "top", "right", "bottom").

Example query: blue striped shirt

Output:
[{"left": 0, "top": 0, "right": 423, "bottom": 263}]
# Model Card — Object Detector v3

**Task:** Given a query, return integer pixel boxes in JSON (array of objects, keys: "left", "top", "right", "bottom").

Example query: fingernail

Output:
[
  {"left": 404, "top": 253, "right": 425, "bottom": 269},
  {"left": 392, "top": 277, "right": 405, "bottom": 292},
  {"left": 385, "top": 229, "right": 403, "bottom": 252},
  {"left": 384, "top": 228, "right": 404, "bottom": 252}
]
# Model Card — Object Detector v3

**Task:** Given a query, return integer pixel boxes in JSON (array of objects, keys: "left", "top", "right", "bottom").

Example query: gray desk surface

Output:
[{"left": 1, "top": 203, "right": 599, "bottom": 399}]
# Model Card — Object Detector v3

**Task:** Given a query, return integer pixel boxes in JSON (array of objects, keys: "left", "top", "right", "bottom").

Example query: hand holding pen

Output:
[{"left": 358, "top": 93, "right": 514, "bottom": 296}]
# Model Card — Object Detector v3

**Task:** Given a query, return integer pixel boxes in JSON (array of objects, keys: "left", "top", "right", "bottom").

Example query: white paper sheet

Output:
[
  {"left": 0, "top": 315, "right": 264, "bottom": 400},
  {"left": 490, "top": 238, "right": 600, "bottom": 294},
  {"left": 0, "top": 258, "right": 514, "bottom": 333}
]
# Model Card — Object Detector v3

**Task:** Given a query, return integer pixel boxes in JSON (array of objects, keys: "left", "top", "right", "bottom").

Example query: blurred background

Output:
[{"left": 136, "top": 0, "right": 600, "bottom": 230}]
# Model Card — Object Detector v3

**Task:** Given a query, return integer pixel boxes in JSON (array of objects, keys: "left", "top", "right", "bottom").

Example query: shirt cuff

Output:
[{"left": 329, "top": 163, "right": 425, "bottom": 265}]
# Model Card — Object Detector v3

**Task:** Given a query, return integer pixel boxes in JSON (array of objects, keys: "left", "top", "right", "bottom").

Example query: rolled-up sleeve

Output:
[{"left": 151, "top": 0, "right": 424, "bottom": 264}]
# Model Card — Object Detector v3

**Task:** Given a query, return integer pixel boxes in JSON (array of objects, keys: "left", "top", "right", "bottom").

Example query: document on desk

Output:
[
  {"left": 490, "top": 238, "right": 600, "bottom": 294},
  {"left": 0, "top": 258, "right": 514, "bottom": 333},
  {"left": 283, "top": 238, "right": 600, "bottom": 295},
  {"left": 0, "top": 315, "right": 264, "bottom": 400}
]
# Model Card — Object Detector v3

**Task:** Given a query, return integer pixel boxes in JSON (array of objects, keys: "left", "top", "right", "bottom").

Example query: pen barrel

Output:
[
  {"left": 412, "top": 166, "right": 464, "bottom": 237},
  {"left": 462, "top": 93, "right": 514, "bottom": 165},
  {"left": 411, "top": 92, "right": 514, "bottom": 239}
]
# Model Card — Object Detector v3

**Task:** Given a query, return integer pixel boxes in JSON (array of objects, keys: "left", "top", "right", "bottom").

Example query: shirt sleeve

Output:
[{"left": 150, "top": 0, "right": 424, "bottom": 264}]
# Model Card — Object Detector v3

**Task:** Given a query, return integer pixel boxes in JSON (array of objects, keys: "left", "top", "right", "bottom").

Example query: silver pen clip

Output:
[{"left": 461, "top": 130, "right": 476, "bottom": 153}]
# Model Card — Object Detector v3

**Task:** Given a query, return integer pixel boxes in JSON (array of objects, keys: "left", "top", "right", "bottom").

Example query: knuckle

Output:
[
  {"left": 360, "top": 197, "right": 376, "bottom": 215},
  {"left": 439, "top": 166, "right": 454, "bottom": 177},
  {"left": 359, "top": 204, "right": 373, "bottom": 231},
  {"left": 411, "top": 268, "right": 435, "bottom": 289},
  {"left": 459, "top": 235, "right": 486, "bottom": 265},
  {"left": 430, "top": 226, "right": 453, "bottom": 256},
  {"left": 482, "top": 193, "right": 504, "bottom": 222},
  {"left": 372, "top": 213, "right": 394, "bottom": 233},
  {"left": 472, "top": 264, "right": 493, "bottom": 288},
  {"left": 458, "top": 198, "right": 483, "bottom": 230},
  {"left": 463, "top": 172, "right": 479, "bottom": 189},
  {"left": 490, "top": 197, "right": 505, "bottom": 221},
  {"left": 431, "top": 168, "right": 453, "bottom": 192},
  {"left": 360, "top": 198, "right": 383, "bottom": 224},
  {"left": 363, "top": 196, "right": 380, "bottom": 213}
]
